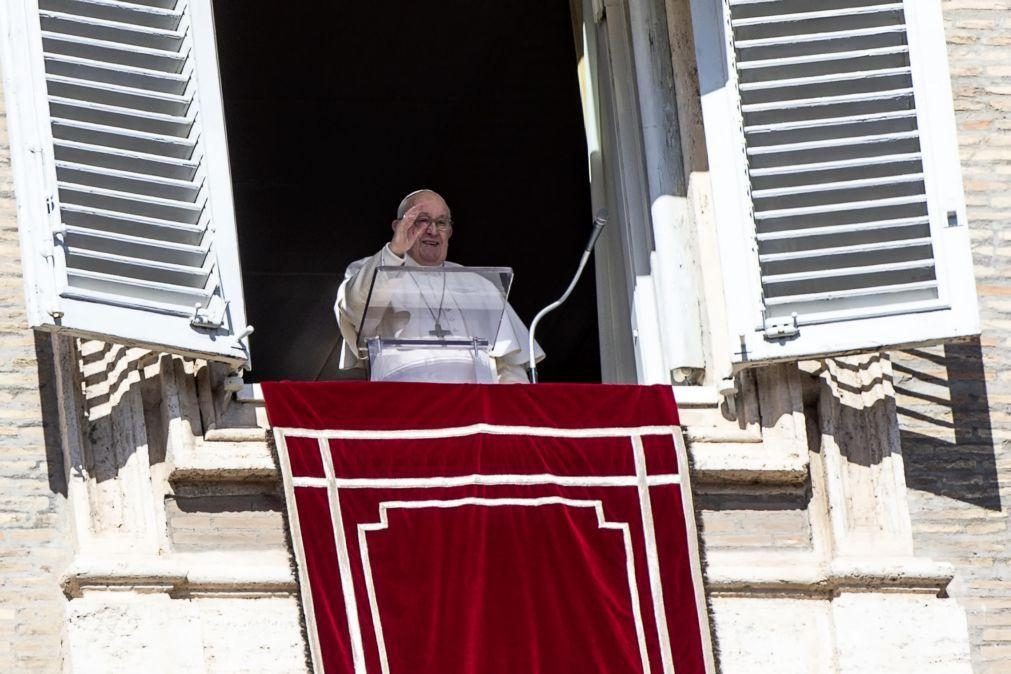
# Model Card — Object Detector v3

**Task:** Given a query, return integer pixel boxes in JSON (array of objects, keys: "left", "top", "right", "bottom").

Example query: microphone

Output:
[
  {"left": 527, "top": 210, "right": 609, "bottom": 383},
  {"left": 585, "top": 209, "right": 608, "bottom": 252}
]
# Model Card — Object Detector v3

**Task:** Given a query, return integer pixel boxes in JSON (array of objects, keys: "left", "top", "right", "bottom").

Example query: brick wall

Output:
[
  {"left": 0, "top": 90, "right": 72, "bottom": 671},
  {"left": 895, "top": 2, "right": 1011, "bottom": 672}
]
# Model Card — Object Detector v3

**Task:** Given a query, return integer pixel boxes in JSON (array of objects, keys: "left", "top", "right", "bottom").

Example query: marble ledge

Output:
[
  {"left": 705, "top": 552, "right": 955, "bottom": 598},
  {"left": 688, "top": 441, "right": 808, "bottom": 485},
  {"left": 61, "top": 551, "right": 296, "bottom": 599},
  {"left": 169, "top": 438, "right": 277, "bottom": 482}
]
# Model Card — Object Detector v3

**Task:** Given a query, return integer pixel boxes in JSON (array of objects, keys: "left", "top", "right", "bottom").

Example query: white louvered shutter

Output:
[
  {"left": 691, "top": 0, "right": 978, "bottom": 367},
  {"left": 0, "top": 0, "right": 249, "bottom": 364}
]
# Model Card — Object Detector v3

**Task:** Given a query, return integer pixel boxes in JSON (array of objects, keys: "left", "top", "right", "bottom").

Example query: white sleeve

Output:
[
  {"left": 496, "top": 359, "right": 531, "bottom": 384},
  {"left": 334, "top": 244, "right": 406, "bottom": 369},
  {"left": 492, "top": 303, "right": 545, "bottom": 368}
]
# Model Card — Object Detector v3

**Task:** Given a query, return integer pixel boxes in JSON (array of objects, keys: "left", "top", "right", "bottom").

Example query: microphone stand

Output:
[{"left": 527, "top": 210, "right": 608, "bottom": 383}]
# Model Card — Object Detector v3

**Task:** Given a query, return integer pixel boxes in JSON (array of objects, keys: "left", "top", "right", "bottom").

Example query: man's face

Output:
[{"left": 406, "top": 193, "right": 453, "bottom": 266}]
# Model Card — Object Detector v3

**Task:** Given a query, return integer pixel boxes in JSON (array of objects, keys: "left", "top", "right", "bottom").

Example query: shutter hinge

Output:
[
  {"left": 763, "top": 313, "right": 800, "bottom": 341},
  {"left": 190, "top": 295, "right": 228, "bottom": 329}
]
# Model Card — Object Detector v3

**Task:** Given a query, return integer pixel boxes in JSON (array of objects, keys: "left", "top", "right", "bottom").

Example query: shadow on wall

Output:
[
  {"left": 35, "top": 332, "right": 68, "bottom": 498},
  {"left": 894, "top": 339, "right": 1000, "bottom": 511}
]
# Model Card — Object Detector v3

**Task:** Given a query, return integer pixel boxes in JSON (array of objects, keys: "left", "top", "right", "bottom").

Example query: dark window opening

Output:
[{"left": 213, "top": 0, "right": 600, "bottom": 383}]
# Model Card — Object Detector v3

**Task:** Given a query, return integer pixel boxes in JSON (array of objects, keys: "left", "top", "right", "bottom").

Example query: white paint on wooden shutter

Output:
[
  {"left": 690, "top": 0, "right": 979, "bottom": 367},
  {"left": 0, "top": 0, "right": 249, "bottom": 364}
]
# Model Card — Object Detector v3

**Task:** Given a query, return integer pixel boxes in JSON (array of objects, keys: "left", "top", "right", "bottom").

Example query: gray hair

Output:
[{"left": 396, "top": 189, "right": 446, "bottom": 219}]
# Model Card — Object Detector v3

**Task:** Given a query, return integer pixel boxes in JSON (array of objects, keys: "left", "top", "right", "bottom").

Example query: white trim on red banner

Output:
[
  {"left": 273, "top": 423, "right": 680, "bottom": 440},
  {"left": 633, "top": 435, "right": 676, "bottom": 674},
  {"left": 275, "top": 423, "right": 708, "bottom": 674},
  {"left": 320, "top": 438, "right": 368, "bottom": 674},
  {"left": 357, "top": 497, "right": 652, "bottom": 674},
  {"left": 275, "top": 431, "right": 326, "bottom": 674},
  {"left": 291, "top": 474, "right": 681, "bottom": 489}
]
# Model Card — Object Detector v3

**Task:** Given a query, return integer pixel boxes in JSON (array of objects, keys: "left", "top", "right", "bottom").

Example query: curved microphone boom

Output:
[{"left": 527, "top": 209, "right": 608, "bottom": 383}]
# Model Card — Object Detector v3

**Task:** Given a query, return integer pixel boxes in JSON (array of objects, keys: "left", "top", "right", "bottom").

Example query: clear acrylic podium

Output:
[{"left": 356, "top": 266, "right": 513, "bottom": 383}]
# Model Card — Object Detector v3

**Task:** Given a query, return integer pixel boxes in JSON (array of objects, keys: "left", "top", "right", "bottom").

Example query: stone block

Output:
[
  {"left": 832, "top": 593, "right": 972, "bottom": 673},
  {"left": 710, "top": 596, "right": 833, "bottom": 674}
]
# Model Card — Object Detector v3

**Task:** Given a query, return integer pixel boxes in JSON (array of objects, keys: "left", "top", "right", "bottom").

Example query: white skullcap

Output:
[{"left": 396, "top": 189, "right": 444, "bottom": 218}]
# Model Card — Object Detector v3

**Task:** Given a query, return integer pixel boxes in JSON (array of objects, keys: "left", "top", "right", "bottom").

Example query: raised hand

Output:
[{"left": 390, "top": 204, "right": 429, "bottom": 257}]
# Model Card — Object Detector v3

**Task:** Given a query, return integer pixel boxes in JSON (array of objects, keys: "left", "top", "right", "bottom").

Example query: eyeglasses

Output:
[{"left": 414, "top": 215, "right": 453, "bottom": 232}]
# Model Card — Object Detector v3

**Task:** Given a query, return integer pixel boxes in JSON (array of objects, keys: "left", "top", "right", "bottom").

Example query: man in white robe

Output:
[{"left": 334, "top": 189, "right": 544, "bottom": 383}]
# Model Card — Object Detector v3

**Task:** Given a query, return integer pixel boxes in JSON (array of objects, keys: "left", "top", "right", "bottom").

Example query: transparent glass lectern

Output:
[{"left": 356, "top": 266, "right": 514, "bottom": 383}]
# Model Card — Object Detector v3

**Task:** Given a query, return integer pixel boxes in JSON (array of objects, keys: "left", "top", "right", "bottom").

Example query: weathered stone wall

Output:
[
  {"left": 0, "top": 1, "right": 1000, "bottom": 671},
  {"left": 894, "top": 2, "right": 1011, "bottom": 672},
  {"left": 0, "top": 84, "right": 72, "bottom": 671}
]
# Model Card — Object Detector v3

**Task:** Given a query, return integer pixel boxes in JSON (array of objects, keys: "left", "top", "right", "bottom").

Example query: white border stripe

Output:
[
  {"left": 275, "top": 423, "right": 680, "bottom": 441},
  {"left": 357, "top": 524, "right": 390, "bottom": 674},
  {"left": 291, "top": 473, "right": 681, "bottom": 490},
  {"left": 673, "top": 429, "right": 718, "bottom": 674},
  {"left": 358, "top": 498, "right": 652, "bottom": 674},
  {"left": 633, "top": 435, "right": 677, "bottom": 674},
  {"left": 273, "top": 431, "right": 326, "bottom": 674},
  {"left": 321, "top": 438, "right": 368, "bottom": 674}
]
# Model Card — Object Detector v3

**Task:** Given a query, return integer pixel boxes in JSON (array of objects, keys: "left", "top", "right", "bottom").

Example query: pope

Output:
[{"left": 334, "top": 189, "right": 544, "bottom": 383}]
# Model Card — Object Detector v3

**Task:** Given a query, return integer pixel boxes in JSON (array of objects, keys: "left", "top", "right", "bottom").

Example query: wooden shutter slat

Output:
[
  {"left": 749, "top": 152, "right": 921, "bottom": 177},
  {"left": 739, "top": 45, "right": 909, "bottom": 72},
  {"left": 41, "top": 3, "right": 184, "bottom": 25},
  {"left": 66, "top": 246, "right": 211, "bottom": 285},
  {"left": 730, "top": 0, "right": 898, "bottom": 11},
  {"left": 756, "top": 185, "right": 925, "bottom": 213},
  {"left": 735, "top": 24, "right": 906, "bottom": 49},
  {"left": 746, "top": 109, "right": 916, "bottom": 134},
  {"left": 56, "top": 160, "right": 200, "bottom": 199},
  {"left": 763, "top": 258, "right": 933, "bottom": 284},
  {"left": 40, "top": 0, "right": 183, "bottom": 29},
  {"left": 39, "top": 10, "right": 186, "bottom": 52},
  {"left": 54, "top": 139, "right": 199, "bottom": 179},
  {"left": 759, "top": 237, "right": 932, "bottom": 263},
  {"left": 65, "top": 226, "right": 208, "bottom": 265},
  {"left": 92, "top": 0, "right": 179, "bottom": 12},
  {"left": 50, "top": 100, "right": 193, "bottom": 136},
  {"left": 763, "top": 281, "right": 938, "bottom": 308},
  {"left": 741, "top": 52, "right": 910, "bottom": 85},
  {"left": 756, "top": 215, "right": 929, "bottom": 242},
  {"left": 49, "top": 94, "right": 193, "bottom": 124},
  {"left": 741, "top": 87, "right": 913, "bottom": 113},
  {"left": 735, "top": 12, "right": 905, "bottom": 45},
  {"left": 732, "top": 3, "right": 902, "bottom": 28},
  {"left": 44, "top": 54, "right": 189, "bottom": 94},
  {"left": 46, "top": 73, "right": 191, "bottom": 114},
  {"left": 60, "top": 204, "right": 205, "bottom": 245},
  {"left": 51, "top": 119, "right": 196, "bottom": 157},
  {"left": 38, "top": 10, "right": 186, "bottom": 38},
  {"left": 754, "top": 194, "right": 927, "bottom": 221},
  {"left": 41, "top": 32, "right": 188, "bottom": 72},
  {"left": 752, "top": 172, "right": 924, "bottom": 199},
  {"left": 58, "top": 182, "right": 203, "bottom": 222},
  {"left": 747, "top": 130, "right": 919, "bottom": 157},
  {"left": 739, "top": 66, "right": 910, "bottom": 93},
  {"left": 64, "top": 270, "right": 211, "bottom": 311}
]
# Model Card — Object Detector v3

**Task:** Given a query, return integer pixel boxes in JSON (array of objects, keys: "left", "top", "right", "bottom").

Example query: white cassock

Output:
[{"left": 334, "top": 244, "right": 545, "bottom": 383}]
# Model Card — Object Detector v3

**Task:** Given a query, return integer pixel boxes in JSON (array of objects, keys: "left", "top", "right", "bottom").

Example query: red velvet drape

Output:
[{"left": 265, "top": 382, "right": 708, "bottom": 674}]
